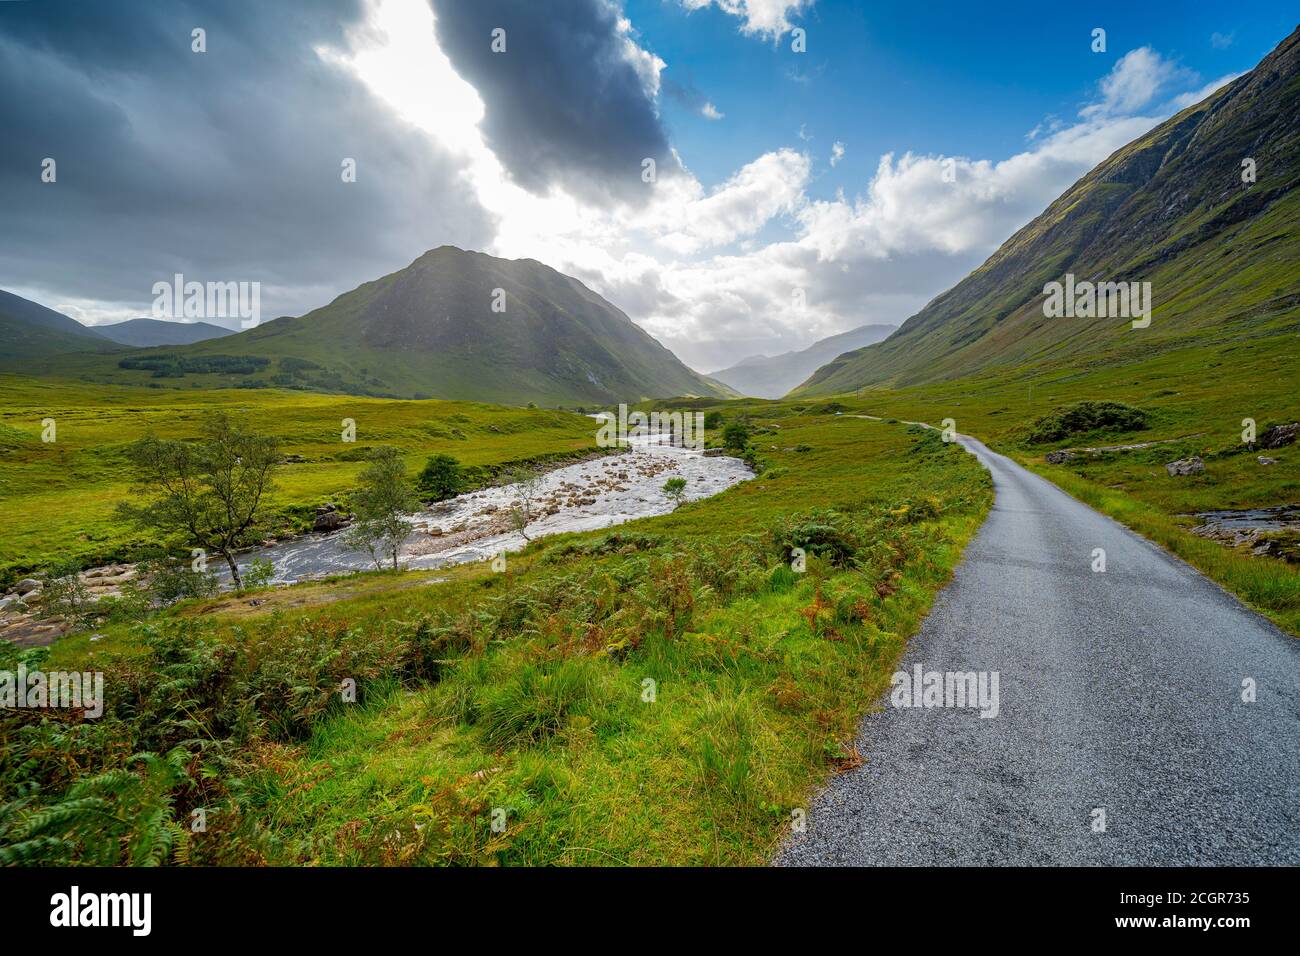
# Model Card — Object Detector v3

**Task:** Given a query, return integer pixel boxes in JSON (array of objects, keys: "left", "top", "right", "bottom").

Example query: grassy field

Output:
[
  {"left": 3, "top": 402, "right": 992, "bottom": 865},
  {"left": 0, "top": 375, "right": 603, "bottom": 586},
  {"left": 777, "top": 332, "right": 1300, "bottom": 635}
]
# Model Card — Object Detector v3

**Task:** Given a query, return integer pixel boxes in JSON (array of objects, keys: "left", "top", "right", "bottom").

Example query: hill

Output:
[
  {"left": 0, "top": 290, "right": 120, "bottom": 359},
  {"left": 709, "top": 324, "right": 897, "bottom": 397},
  {"left": 93, "top": 318, "right": 235, "bottom": 347},
  {"left": 34, "top": 247, "right": 734, "bottom": 405},
  {"left": 794, "top": 26, "right": 1300, "bottom": 396}
]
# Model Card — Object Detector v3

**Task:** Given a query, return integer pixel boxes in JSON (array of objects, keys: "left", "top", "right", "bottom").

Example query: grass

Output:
[
  {"left": 7, "top": 403, "right": 992, "bottom": 865},
  {"left": 769, "top": 330, "right": 1300, "bottom": 635},
  {"left": 0, "top": 374, "right": 603, "bottom": 586}
]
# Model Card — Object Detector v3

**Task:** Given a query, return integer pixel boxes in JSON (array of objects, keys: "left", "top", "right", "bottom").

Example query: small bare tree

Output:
[
  {"left": 503, "top": 466, "right": 545, "bottom": 541},
  {"left": 118, "top": 411, "right": 279, "bottom": 590}
]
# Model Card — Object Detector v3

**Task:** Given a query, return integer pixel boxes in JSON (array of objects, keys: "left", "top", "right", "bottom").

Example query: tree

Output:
[
  {"left": 344, "top": 446, "right": 421, "bottom": 570},
  {"left": 502, "top": 466, "right": 545, "bottom": 541},
  {"left": 662, "top": 476, "right": 687, "bottom": 510},
  {"left": 722, "top": 416, "right": 752, "bottom": 451},
  {"left": 118, "top": 411, "right": 279, "bottom": 590},
  {"left": 703, "top": 410, "right": 724, "bottom": 430},
  {"left": 417, "top": 453, "right": 463, "bottom": 501}
]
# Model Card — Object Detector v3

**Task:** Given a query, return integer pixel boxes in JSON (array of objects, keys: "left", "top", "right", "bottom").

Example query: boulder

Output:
[
  {"left": 1259, "top": 422, "right": 1298, "bottom": 449},
  {"left": 313, "top": 510, "right": 350, "bottom": 532},
  {"left": 1044, "top": 450, "right": 1076, "bottom": 464},
  {"left": 1165, "top": 456, "right": 1205, "bottom": 477},
  {"left": 1258, "top": 456, "right": 1278, "bottom": 466},
  {"left": 15, "top": 578, "right": 41, "bottom": 595}
]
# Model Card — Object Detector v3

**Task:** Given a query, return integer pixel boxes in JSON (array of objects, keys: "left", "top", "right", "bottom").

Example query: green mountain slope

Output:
[
  {"left": 708, "top": 323, "right": 897, "bottom": 398},
  {"left": 0, "top": 290, "right": 118, "bottom": 359},
  {"left": 794, "top": 26, "right": 1300, "bottom": 396},
  {"left": 36, "top": 247, "right": 733, "bottom": 405}
]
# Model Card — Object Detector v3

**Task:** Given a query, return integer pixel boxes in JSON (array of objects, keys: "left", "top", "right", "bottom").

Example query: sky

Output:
[{"left": 1, "top": 0, "right": 1295, "bottom": 370}]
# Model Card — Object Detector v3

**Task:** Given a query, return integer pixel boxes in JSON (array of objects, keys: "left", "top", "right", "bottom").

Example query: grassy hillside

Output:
[
  {"left": 0, "top": 375, "right": 603, "bottom": 585},
  {"left": 9, "top": 403, "right": 992, "bottom": 865},
  {"left": 0, "top": 314, "right": 121, "bottom": 360},
  {"left": 786, "top": 341, "right": 1299, "bottom": 635},
  {"left": 18, "top": 247, "right": 735, "bottom": 405},
  {"left": 0, "top": 290, "right": 119, "bottom": 360},
  {"left": 795, "top": 27, "right": 1299, "bottom": 396}
]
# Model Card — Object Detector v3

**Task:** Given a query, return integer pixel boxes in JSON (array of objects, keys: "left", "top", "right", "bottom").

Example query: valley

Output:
[{"left": 0, "top": 5, "right": 1296, "bottom": 880}]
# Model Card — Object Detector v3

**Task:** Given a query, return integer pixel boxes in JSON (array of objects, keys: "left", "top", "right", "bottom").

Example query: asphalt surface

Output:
[{"left": 777, "top": 435, "right": 1300, "bottom": 865}]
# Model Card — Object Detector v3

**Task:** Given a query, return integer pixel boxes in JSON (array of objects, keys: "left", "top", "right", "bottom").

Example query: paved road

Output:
[{"left": 778, "top": 435, "right": 1300, "bottom": 865}]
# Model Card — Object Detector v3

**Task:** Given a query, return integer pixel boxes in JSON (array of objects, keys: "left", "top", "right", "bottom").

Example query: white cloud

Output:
[
  {"left": 1211, "top": 31, "right": 1235, "bottom": 49},
  {"left": 319, "top": 2, "right": 1228, "bottom": 369},
  {"left": 1080, "top": 47, "right": 1194, "bottom": 119},
  {"left": 701, "top": 102, "right": 725, "bottom": 120},
  {"left": 679, "top": 0, "right": 813, "bottom": 39},
  {"left": 1168, "top": 72, "right": 1244, "bottom": 110}
]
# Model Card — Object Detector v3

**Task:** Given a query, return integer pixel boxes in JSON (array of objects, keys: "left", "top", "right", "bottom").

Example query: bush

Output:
[
  {"left": 1025, "top": 401, "right": 1148, "bottom": 444},
  {"left": 771, "top": 509, "right": 868, "bottom": 567},
  {"left": 417, "top": 453, "right": 463, "bottom": 501},
  {"left": 703, "top": 411, "right": 724, "bottom": 430},
  {"left": 138, "top": 552, "right": 219, "bottom": 605},
  {"left": 722, "top": 417, "right": 752, "bottom": 451},
  {"left": 241, "top": 558, "right": 276, "bottom": 591}
]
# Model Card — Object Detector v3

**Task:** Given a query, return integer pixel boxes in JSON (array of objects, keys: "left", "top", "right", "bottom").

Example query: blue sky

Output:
[
  {"left": 2, "top": 0, "right": 1295, "bottom": 369},
  {"left": 642, "top": 0, "right": 1293, "bottom": 194}
]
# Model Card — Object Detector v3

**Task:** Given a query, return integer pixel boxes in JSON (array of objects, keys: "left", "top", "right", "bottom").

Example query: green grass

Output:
[
  {"left": 0, "top": 374, "right": 603, "bottom": 586},
  {"left": 9, "top": 404, "right": 992, "bottom": 866},
  {"left": 776, "top": 332, "right": 1300, "bottom": 635}
]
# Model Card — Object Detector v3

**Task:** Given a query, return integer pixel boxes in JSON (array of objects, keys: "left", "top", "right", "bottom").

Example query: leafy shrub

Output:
[
  {"left": 240, "top": 558, "right": 276, "bottom": 591},
  {"left": 722, "top": 417, "right": 752, "bottom": 451},
  {"left": 770, "top": 509, "right": 868, "bottom": 567},
  {"left": 1025, "top": 401, "right": 1148, "bottom": 444},
  {"left": 138, "top": 552, "right": 220, "bottom": 605},
  {"left": 40, "top": 572, "right": 93, "bottom": 626},
  {"left": 417, "top": 453, "right": 464, "bottom": 501}
]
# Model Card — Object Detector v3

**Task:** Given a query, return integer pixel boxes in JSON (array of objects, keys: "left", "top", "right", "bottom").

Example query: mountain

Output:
[
  {"left": 93, "top": 318, "right": 235, "bottom": 347},
  {"left": 45, "top": 247, "right": 734, "bottom": 404},
  {"left": 794, "top": 27, "right": 1300, "bottom": 396},
  {"left": 0, "top": 289, "right": 118, "bottom": 359},
  {"left": 709, "top": 324, "right": 897, "bottom": 398}
]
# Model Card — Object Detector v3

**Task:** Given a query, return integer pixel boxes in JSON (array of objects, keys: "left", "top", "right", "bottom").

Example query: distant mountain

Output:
[
  {"left": 709, "top": 324, "right": 897, "bottom": 398},
  {"left": 0, "top": 289, "right": 118, "bottom": 359},
  {"left": 794, "top": 27, "right": 1300, "bottom": 396},
  {"left": 53, "top": 247, "right": 734, "bottom": 404},
  {"left": 94, "top": 318, "right": 235, "bottom": 347}
]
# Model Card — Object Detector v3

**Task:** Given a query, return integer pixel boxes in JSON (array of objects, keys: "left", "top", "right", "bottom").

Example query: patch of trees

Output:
[{"left": 118, "top": 354, "right": 271, "bottom": 377}]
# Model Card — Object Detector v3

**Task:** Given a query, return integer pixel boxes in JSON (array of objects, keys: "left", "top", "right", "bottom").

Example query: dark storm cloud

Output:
[
  {"left": 0, "top": 0, "right": 494, "bottom": 320},
  {"left": 428, "top": 0, "right": 681, "bottom": 204}
]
